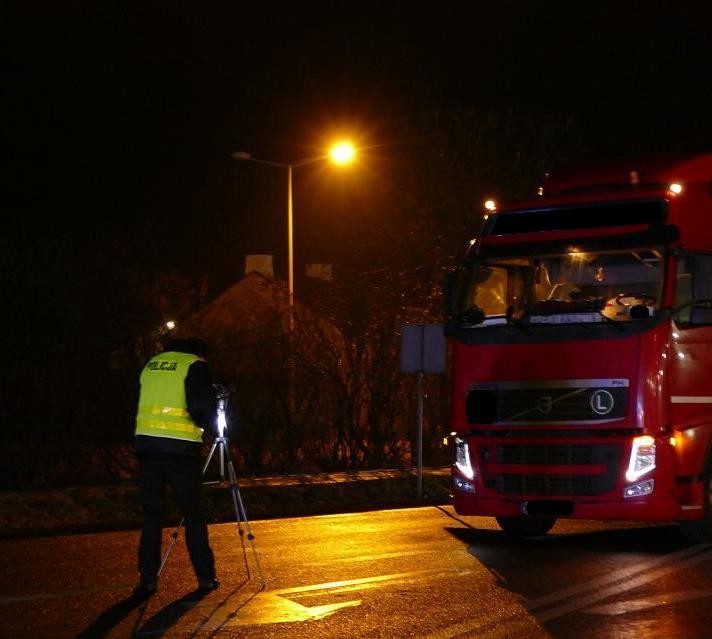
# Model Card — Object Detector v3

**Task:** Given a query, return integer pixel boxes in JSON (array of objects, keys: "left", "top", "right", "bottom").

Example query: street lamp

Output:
[{"left": 231, "top": 142, "right": 356, "bottom": 311}]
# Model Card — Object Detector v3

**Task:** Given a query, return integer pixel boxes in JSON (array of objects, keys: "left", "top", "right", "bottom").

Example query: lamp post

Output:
[{"left": 231, "top": 142, "right": 356, "bottom": 311}]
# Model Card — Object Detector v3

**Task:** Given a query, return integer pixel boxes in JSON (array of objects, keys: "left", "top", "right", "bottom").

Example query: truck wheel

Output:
[
  {"left": 495, "top": 516, "right": 557, "bottom": 538},
  {"left": 680, "top": 459, "right": 712, "bottom": 543}
]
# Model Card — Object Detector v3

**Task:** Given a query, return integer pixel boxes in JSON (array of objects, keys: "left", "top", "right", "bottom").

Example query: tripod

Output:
[{"left": 157, "top": 387, "right": 265, "bottom": 587}]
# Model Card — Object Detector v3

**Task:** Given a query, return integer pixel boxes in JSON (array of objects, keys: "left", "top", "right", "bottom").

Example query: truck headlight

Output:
[
  {"left": 625, "top": 435, "right": 656, "bottom": 482},
  {"left": 454, "top": 437, "right": 475, "bottom": 480}
]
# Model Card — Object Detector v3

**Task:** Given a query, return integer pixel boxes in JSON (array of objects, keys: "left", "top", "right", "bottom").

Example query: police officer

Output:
[{"left": 133, "top": 337, "right": 219, "bottom": 597}]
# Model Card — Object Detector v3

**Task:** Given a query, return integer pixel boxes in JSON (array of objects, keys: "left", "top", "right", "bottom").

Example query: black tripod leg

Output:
[
  {"left": 202, "top": 441, "right": 219, "bottom": 475},
  {"left": 221, "top": 441, "right": 265, "bottom": 586},
  {"left": 224, "top": 452, "right": 251, "bottom": 578}
]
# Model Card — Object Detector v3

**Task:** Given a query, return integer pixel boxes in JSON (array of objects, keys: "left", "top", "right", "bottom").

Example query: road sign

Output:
[
  {"left": 400, "top": 324, "right": 446, "bottom": 499},
  {"left": 400, "top": 324, "right": 446, "bottom": 374}
]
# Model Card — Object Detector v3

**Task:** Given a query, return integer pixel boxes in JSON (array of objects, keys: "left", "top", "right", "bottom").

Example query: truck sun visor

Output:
[{"left": 488, "top": 200, "right": 666, "bottom": 236}]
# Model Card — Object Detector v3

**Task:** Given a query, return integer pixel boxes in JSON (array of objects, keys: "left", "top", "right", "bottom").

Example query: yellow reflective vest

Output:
[{"left": 135, "top": 351, "right": 205, "bottom": 443}]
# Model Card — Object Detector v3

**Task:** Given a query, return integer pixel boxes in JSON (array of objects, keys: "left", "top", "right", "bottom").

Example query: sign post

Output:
[{"left": 400, "top": 324, "right": 446, "bottom": 498}]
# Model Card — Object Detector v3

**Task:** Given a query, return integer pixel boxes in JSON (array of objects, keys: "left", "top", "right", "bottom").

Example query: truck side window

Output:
[
  {"left": 471, "top": 266, "right": 507, "bottom": 316},
  {"left": 676, "top": 254, "right": 712, "bottom": 324}
]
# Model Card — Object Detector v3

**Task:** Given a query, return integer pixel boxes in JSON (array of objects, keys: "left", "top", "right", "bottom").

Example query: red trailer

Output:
[{"left": 446, "top": 153, "right": 712, "bottom": 539}]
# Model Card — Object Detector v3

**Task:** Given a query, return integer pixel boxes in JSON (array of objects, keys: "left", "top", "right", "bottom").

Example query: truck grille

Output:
[
  {"left": 489, "top": 443, "right": 622, "bottom": 497},
  {"left": 497, "top": 474, "right": 609, "bottom": 496},
  {"left": 497, "top": 443, "right": 618, "bottom": 465}
]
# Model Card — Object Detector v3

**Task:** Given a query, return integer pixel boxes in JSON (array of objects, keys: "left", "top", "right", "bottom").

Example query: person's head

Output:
[{"left": 163, "top": 337, "right": 209, "bottom": 359}]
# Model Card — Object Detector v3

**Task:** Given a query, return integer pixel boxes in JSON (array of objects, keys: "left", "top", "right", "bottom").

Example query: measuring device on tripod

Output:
[
  {"left": 158, "top": 383, "right": 265, "bottom": 587},
  {"left": 209, "top": 383, "right": 233, "bottom": 479}
]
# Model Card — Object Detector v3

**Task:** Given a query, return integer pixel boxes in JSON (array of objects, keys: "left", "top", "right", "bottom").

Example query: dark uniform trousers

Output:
[{"left": 137, "top": 456, "right": 216, "bottom": 585}]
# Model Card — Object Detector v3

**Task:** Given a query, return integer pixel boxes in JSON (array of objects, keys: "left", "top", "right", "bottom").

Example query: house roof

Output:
[{"left": 194, "top": 271, "right": 288, "bottom": 332}]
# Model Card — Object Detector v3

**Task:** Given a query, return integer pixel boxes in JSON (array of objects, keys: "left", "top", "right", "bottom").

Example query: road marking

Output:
[
  {"left": 315, "top": 550, "right": 431, "bottom": 564},
  {"left": 535, "top": 549, "right": 712, "bottom": 622},
  {"left": 524, "top": 542, "right": 711, "bottom": 611},
  {"left": 583, "top": 589, "right": 712, "bottom": 615},
  {"left": 271, "top": 568, "right": 454, "bottom": 595},
  {"left": 198, "top": 568, "right": 472, "bottom": 628},
  {"left": 422, "top": 602, "right": 544, "bottom": 639},
  {"left": 206, "top": 591, "right": 363, "bottom": 626}
]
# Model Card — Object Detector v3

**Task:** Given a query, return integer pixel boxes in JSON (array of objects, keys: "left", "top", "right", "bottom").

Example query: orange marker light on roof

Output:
[{"left": 669, "top": 183, "right": 683, "bottom": 195}]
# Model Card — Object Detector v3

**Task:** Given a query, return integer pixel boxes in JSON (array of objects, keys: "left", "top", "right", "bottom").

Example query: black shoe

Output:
[
  {"left": 197, "top": 577, "right": 220, "bottom": 593},
  {"left": 180, "top": 579, "right": 219, "bottom": 608}
]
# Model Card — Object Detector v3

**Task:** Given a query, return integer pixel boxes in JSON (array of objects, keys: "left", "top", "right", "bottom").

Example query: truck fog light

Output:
[
  {"left": 623, "top": 478, "right": 654, "bottom": 499},
  {"left": 454, "top": 476, "right": 476, "bottom": 494},
  {"left": 454, "top": 437, "right": 475, "bottom": 480},
  {"left": 625, "top": 435, "right": 656, "bottom": 482}
]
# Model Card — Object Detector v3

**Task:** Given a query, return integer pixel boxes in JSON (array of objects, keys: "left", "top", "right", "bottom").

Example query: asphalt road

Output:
[{"left": 1, "top": 506, "right": 711, "bottom": 638}]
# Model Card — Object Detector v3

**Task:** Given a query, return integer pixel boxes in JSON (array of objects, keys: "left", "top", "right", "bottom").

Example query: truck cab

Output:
[{"left": 446, "top": 153, "right": 712, "bottom": 539}]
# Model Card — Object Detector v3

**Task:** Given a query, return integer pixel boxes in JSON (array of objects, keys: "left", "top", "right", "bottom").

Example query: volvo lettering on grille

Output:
[{"left": 466, "top": 379, "right": 628, "bottom": 425}]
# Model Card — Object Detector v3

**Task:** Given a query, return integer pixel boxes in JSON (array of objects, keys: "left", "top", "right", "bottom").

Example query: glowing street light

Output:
[
  {"left": 231, "top": 141, "right": 357, "bottom": 312},
  {"left": 329, "top": 141, "right": 356, "bottom": 165}
]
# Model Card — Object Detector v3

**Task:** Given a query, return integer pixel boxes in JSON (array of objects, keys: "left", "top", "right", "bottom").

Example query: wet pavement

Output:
[{"left": 0, "top": 506, "right": 711, "bottom": 638}]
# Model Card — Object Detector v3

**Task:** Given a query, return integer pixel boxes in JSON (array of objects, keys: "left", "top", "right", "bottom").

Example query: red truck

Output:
[{"left": 446, "top": 153, "right": 712, "bottom": 540}]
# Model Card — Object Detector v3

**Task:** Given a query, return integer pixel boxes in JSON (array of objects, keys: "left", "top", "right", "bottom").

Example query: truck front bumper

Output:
[{"left": 452, "top": 490, "right": 687, "bottom": 521}]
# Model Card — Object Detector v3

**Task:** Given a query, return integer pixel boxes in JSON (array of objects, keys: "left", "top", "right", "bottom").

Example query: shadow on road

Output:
[
  {"left": 75, "top": 590, "right": 151, "bottom": 639},
  {"left": 446, "top": 521, "right": 689, "bottom": 555},
  {"left": 133, "top": 589, "right": 212, "bottom": 637},
  {"left": 442, "top": 510, "right": 700, "bottom": 619},
  {"left": 74, "top": 584, "right": 260, "bottom": 639},
  {"left": 188, "top": 578, "right": 264, "bottom": 639},
  {"left": 439, "top": 509, "right": 712, "bottom": 638}
]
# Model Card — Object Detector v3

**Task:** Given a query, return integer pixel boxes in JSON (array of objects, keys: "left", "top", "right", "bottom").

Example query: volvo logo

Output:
[
  {"left": 536, "top": 396, "right": 553, "bottom": 414},
  {"left": 590, "top": 389, "right": 614, "bottom": 415}
]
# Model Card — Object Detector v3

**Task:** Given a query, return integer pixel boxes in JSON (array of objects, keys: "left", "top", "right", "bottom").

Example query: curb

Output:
[{"left": 0, "top": 468, "right": 451, "bottom": 539}]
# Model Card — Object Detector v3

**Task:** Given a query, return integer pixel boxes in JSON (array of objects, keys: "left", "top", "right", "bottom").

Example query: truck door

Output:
[{"left": 669, "top": 253, "right": 712, "bottom": 476}]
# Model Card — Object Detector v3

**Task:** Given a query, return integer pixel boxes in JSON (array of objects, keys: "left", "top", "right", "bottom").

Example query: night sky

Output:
[{"left": 6, "top": 1, "right": 712, "bottom": 298}]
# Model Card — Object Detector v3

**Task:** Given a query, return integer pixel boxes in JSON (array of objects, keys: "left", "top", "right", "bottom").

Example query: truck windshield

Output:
[{"left": 457, "top": 246, "right": 664, "bottom": 326}]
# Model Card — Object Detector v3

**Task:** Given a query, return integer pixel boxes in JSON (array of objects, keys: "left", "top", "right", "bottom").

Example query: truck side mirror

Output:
[
  {"left": 473, "top": 266, "right": 492, "bottom": 284},
  {"left": 444, "top": 270, "right": 459, "bottom": 317},
  {"left": 445, "top": 265, "right": 492, "bottom": 318}
]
